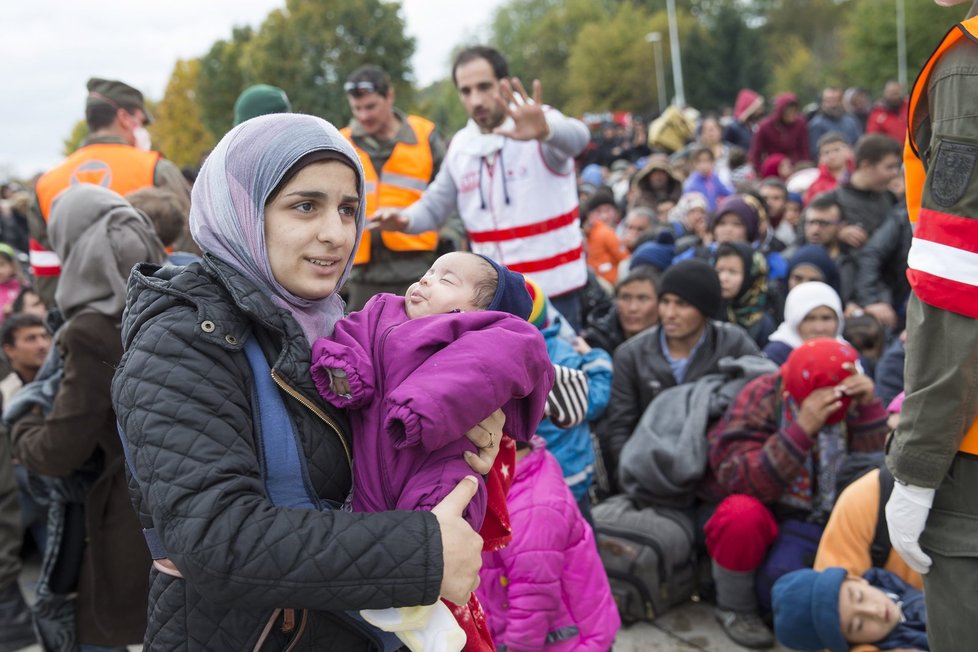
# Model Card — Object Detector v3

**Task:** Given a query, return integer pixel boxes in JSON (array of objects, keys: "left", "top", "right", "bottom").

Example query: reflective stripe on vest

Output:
[
  {"left": 904, "top": 15, "right": 978, "bottom": 455},
  {"left": 33, "top": 143, "right": 159, "bottom": 276},
  {"left": 341, "top": 116, "right": 438, "bottom": 265}
]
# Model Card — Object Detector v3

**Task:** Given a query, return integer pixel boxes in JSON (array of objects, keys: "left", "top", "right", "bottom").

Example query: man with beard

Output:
[
  {"left": 866, "top": 80, "right": 909, "bottom": 144},
  {"left": 807, "top": 86, "right": 863, "bottom": 159}
]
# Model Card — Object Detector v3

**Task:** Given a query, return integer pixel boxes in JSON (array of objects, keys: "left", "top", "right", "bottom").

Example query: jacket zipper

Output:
[{"left": 270, "top": 370, "right": 352, "bottom": 467}]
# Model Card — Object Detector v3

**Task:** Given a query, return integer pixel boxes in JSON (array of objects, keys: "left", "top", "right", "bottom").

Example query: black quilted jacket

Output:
[{"left": 112, "top": 257, "right": 442, "bottom": 650}]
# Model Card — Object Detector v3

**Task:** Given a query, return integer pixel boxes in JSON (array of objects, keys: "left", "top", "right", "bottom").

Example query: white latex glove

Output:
[{"left": 885, "top": 481, "right": 936, "bottom": 574}]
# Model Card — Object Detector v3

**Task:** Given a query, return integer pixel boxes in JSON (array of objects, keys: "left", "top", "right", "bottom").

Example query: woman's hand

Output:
[
  {"left": 463, "top": 408, "right": 505, "bottom": 475},
  {"left": 431, "top": 476, "right": 483, "bottom": 604}
]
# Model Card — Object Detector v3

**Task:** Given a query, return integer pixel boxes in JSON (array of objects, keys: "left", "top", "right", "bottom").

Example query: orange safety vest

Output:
[
  {"left": 35, "top": 143, "right": 160, "bottom": 221},
  {"left": 904, "top": 15, "right": 978, "bottom": 455},
  {"left": 341, "top": 115, "right": 439, "bottom": 265}
]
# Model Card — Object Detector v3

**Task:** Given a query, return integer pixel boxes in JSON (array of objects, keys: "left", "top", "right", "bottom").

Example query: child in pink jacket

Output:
[{"left": 477, "top": 436, "right": 620, "bottom": 651}]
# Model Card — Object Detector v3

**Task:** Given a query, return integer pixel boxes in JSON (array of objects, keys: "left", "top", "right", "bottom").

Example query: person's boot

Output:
[
  {"left": 711, "top": 560, "right": 774, "bottom": 649},
  {"left": 0, "top": 580, "right": 36, "bottom": 652}
]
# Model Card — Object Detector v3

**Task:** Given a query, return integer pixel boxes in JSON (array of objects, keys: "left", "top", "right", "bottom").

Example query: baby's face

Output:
[
  {"left": 838, "top": 577, "right": 902, "bottom": 644},
  {"left": 405, "top": 252, "right": 485, "bottom": 319}
]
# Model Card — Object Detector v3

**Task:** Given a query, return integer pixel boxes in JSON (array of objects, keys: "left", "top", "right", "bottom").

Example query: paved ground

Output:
[{"left": 13, "top": 557, "right": 789, "bottom": 651}]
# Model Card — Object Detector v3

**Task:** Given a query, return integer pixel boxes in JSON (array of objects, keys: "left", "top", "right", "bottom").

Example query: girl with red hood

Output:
[
  {"left": 699, "top": 339, "right": 888, "bottom": 649},
  {"left": 749, "top": 92, "right": 811, "bottom": 172}
]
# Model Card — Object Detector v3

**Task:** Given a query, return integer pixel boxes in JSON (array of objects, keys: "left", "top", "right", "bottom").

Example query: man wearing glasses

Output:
[
  {"left": 30, "top": 78, "right": 188, "bottom": 306},
  {"left": 340, "top": 65, "right": 450, "bottom": 310}
]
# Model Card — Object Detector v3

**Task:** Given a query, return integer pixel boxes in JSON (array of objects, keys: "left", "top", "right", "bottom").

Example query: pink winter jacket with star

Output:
[
  {"left": 477, "top": 439, "right": 620, "bottom": 651},
  {"left": 310, "top": 293, "right": 553, "bottom": 530}
]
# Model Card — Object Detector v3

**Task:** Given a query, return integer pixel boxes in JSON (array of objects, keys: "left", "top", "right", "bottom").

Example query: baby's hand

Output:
[{"left": 328, "top": 368, "right": 352, "bottom": 398}]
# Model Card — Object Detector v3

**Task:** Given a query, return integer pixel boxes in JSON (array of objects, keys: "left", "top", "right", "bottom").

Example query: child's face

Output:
[
  {"left": 798, "top": 305, "right": 839, "bottom": 341},
  {"left": 0, "top": 258, "right": 15, "bottom": 283},
  {"left": 715, "top": 254, "right": 745, "bottom": 300},
  {"left": 693, "top": 153, "right": 714, "bottom": 177},
  {"left": 819, "top": 141, "right": 851, "bottom": 172},
  {"left": 405, "top": 252, "right": 486, "bottom": 319},
  {"left": 713, "top": 213, "right": 748, "bottom": 243},
  {"left": 838, "top": 577, "right": 902, "bottom": 644}
]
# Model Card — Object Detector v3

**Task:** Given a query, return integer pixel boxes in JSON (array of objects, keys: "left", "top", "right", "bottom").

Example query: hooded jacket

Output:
[
  {"left": 534, "top": 313, "right": 612, "bottom": 500},
  {"left": 477, "top": 440, "right": 620, "bottom": 651},
  {"left": 749, "top": 93, "right": 810, "bottom": 172},
  {"left": 723, "top": 89, "right": 764, "bottom": 151},
  {"left": 111, "top": 259, "right": 445, "bottom": 650},
  {"left": 309, "top": 292, "right": 553, "bottom": 528},
  {"left": 631, "top": 157, "right": 683, "bottom": 210}
]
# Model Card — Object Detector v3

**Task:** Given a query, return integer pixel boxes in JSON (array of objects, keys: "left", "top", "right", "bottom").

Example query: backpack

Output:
[
  {"left": 592, "top": 494, "right": 697, "bottom": 623},
  {"left": 120, "top": 336, "right": 401, "bottom": 651}
]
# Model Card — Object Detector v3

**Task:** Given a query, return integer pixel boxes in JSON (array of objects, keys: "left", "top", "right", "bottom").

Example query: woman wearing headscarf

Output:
[
  {"left": 714, "top": 241, "right": 776, "bottom": 348},
  {"left": 764, "top": 281, "right": 845, "bottom": 366},
  {"left": 110, "top": 114, "right": 498, "bottom": 650},
  {"left": 10, "top": 184, "right": 166, "bottom": 649}
]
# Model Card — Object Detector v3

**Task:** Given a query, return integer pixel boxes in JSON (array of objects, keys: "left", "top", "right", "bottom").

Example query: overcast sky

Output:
[{"left": 0, "top": 0, "right": 503, "bottom": 180}]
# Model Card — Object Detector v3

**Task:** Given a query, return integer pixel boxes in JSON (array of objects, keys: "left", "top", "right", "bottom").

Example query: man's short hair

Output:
[
  {"left": 759, "top": 178, "right": 788, "bottom": 198},
  {"left": 1, "top": 313, "right": 45, "bottom": 349},
  {"left": 344, "top": 65, "right": 392, "bottom": 97},
  {"left": 816, "top": 131, "right": 848, "bottom": 154},
  {"left": 126, "top": 188, "right": 186, "bottom": 248},
  {"left": 452, "top": 46, "right": 509, "bottom": 86},
  {"left": 85, "top": 102, "right": 120, "bottom": 132},
  {"left": 806, "top": 192, "right": 842, "bottom": 216},
  {"left": 854, "top": 133, "right": 902, "bottom": 168},
  {"left": 616, "top": 266, "right": 660, "bottom": 294}
]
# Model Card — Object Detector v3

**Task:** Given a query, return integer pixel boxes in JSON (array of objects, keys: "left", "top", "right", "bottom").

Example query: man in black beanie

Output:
[{"left": 597, "top": 259, "right": 761, "bottom": 484}]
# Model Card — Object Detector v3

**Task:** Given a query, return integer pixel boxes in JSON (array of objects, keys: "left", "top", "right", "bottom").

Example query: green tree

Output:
[
  {"left": 62, "top": 120, "right": 89, "bottom": 156},
  {"left": 410, "top": 79, "right": 469, "bottom": 137},
  {"left": 489, "top": 0, "right": 613, "bottom": 110},
  {"left": 244, "top": 0, "right": 415, "bottom": 126},
  {"left": 683, "top": 2, "right": 769, "bottom": 111},
  {"left": 839, "top": 0, "right": 955, "bottom": 94},
  {"left": 197, "top": 26, "right": 254, "bottom": 140},
  {"left": 152, "top": 59, "right": 217, "bottom": 168},
  {"left": 768, "top": 35, "right": 825, "bottom": 104},
  {"left": 565, "top": 3, "right": 656, "bottom": 116}
]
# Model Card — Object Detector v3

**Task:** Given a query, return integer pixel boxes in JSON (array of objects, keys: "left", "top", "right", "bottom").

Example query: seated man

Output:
[
  {"left": 703, "top": 339, "right": 888, "bottom": 648},
  {"left": 597, "top": 259, "right": 759, "bottom": 487}
]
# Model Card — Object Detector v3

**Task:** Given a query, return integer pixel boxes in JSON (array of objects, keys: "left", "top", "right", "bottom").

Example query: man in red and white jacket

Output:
[{"left": 374, "top": 46, "right": 590, "bottom": 331}]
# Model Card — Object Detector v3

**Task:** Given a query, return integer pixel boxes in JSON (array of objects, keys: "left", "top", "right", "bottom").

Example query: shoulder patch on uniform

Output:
[{"left": 931, "top": 140, "right": 978, "bottom": 208}]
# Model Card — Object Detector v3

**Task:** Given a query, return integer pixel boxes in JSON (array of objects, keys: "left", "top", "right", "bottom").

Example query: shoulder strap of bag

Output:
[{"left": 871, "top": 465, "right": 895, "bottom": 569}]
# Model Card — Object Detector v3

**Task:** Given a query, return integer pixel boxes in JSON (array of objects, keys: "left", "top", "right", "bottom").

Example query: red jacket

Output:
[
  {"left": 866, "top": 101, "right": 908, "bottom": 144},
  {"left": 749, "top": 93, "right": 810, "bottom": 172}
]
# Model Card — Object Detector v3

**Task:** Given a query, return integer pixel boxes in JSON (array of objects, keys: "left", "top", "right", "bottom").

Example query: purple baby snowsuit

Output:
[{"left": 310, "top": 293, "right": 553, "bottom": 529}]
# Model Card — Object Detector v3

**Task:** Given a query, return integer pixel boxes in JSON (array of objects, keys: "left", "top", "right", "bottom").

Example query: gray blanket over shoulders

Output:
[{"left": 619, "top": 355, "right": 778, "bottom": 508}]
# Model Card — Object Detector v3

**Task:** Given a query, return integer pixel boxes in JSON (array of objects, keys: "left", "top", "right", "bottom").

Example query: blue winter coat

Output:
[{"left": 536, "top": 316, "right": 613, "bottom": 499}]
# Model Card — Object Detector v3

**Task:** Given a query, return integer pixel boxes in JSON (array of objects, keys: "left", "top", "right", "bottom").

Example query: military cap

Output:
[{"left": 86, "top": 77, "right": 152, "bottom": 123}]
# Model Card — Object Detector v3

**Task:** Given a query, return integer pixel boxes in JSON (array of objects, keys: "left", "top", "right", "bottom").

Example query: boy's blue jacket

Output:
[
  {"left": 537, "top": 315, "right": 613, "bottom": 499},
  {"left": 864, "top": 568, "right": 928, "bottom": 651}
]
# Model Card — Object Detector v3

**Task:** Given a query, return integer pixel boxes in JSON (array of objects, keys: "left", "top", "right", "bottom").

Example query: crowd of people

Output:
[{"left": 0, "top": 4, "right": 973, "bottom": 648}]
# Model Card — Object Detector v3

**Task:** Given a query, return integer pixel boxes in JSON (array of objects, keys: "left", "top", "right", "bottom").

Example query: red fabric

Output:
[
  {"left": 480, "top": 435, "right": 516, "bottom": 553},
  {"left": 780, "top": 338, "right": 859, "bottom": 425},
  {"left": 866, "top": 102, "right": 908, "bottom": 144},
  {"left": 444, "top": 594, "right": 495, "bottom": 652},
  {"left": 705, "top": 494, "right": 779, "bottom": 571},
  {"left": 915, "top": 206, "right": 978, "bottom": 253},
  {"left": 759, "top": 153, "right": 787, "bottom": 180},
  {"left": 468, "top": 208, "right": 579, "bottom": 243}
]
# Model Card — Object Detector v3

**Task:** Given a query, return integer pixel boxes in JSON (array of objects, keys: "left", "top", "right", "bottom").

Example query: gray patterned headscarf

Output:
[{"left": 190, "top": 113, "right": 365, "bottom": 341}]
